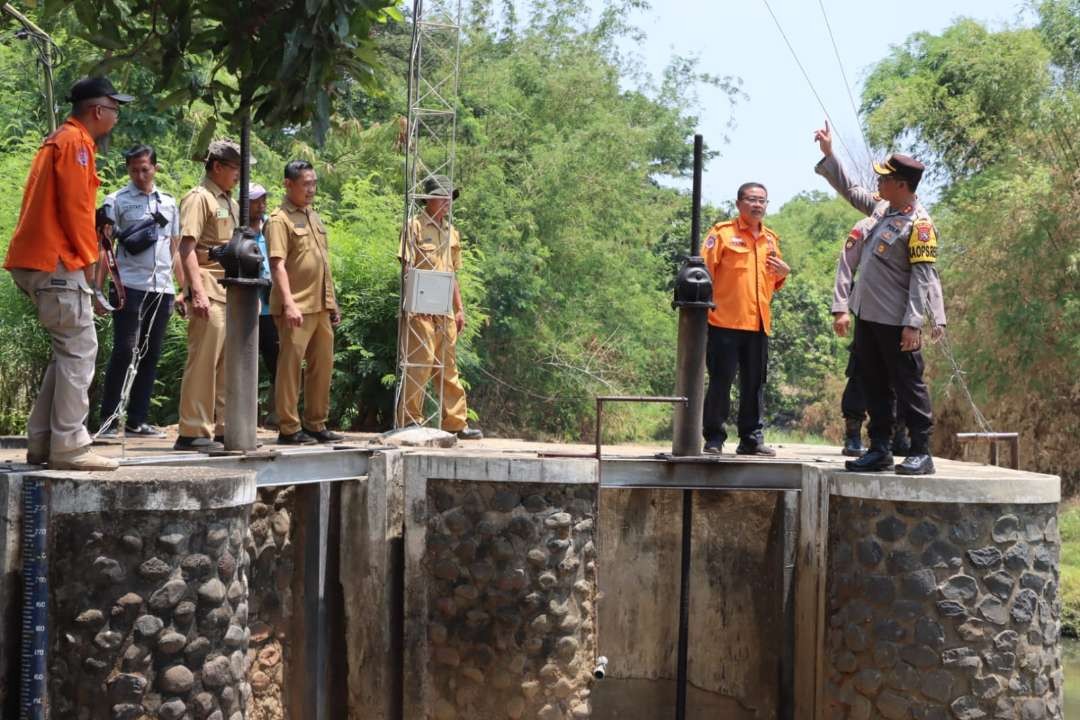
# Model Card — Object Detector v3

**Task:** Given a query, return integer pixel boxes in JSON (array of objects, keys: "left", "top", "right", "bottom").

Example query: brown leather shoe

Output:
[{"left": 50, "top": 446, "right": 119, "bottom": 471}]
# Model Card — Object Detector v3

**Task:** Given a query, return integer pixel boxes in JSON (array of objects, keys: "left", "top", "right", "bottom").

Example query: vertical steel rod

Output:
[
  {"left": 675, "top": 488, "right": 693, "bottom": 720},
  {"left": 238, "top": 108, "right": 251, "bottom": 228},
  {"left": 690, "top": 134, "right": 703, "bottom": 256}
]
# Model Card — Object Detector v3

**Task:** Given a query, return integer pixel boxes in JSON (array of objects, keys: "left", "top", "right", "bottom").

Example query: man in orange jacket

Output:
[
  {"left": 700, "top": 182, "right": 790, "bottom": 455},
  {"left": 3, "top": 77, "right": 131, "bottom": 471}
]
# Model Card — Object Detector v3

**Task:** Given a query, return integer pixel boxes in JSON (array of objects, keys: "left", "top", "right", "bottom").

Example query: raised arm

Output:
[{"left": 813, "top": 122, "right": 878, "bottom": 216}]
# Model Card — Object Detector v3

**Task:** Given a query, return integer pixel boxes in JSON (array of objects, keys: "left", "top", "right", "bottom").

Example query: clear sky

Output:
[{"left": 609, "top": 0, "right": 1033, "bottom": 208}]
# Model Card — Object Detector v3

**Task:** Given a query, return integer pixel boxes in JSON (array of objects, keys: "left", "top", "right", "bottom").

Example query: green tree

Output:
[
  {"left": 862, "top": 20, "right": 1051, "bottom": 179},
  {"left": 46, "top": 0, "right": 401, "bottom": 141},
  {"left": 861, "top": 10, "right": 1080, "bottom": 489}
]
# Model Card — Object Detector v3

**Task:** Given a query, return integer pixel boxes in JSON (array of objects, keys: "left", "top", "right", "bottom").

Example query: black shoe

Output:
[
  {"left": 125, "top": 423, "right": 166, "bottom": 438},
  {"left": 703, "top": 438, "right": 724, "bottom": 455},
  {"left": 97, "top": 425, "right": 119, "bottom": 439},
  {"left": 456, "top": 427, "right": 484, "bottom": 440},
  {"left": 896, "top": 454, "right": 935, "bottom": 475},
  {"left": 278, "top": 430, "right": 318, "bottom": 445},
  {"left": 304, "top": 428, "right": 344, "bottom": 443},
  {"left": 736, "top": 441, "right": 776, "bottom": 457},
  {"left": 174, "top": 436, "right": 224, "bottom": 452},
  {"left": 845, "top": 446, "right": 894, "bottom": 472},
  {"left": 842, "top": 436, "right": 865, "bottom": 457}
]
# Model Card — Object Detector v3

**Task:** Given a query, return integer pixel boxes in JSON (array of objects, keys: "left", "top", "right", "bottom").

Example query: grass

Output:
[
  {"left": 1060, "top": 499, "right": 1080, "bottom": 636},
  {"left": 767, "top": 429, "right": 831, "bottom": 446}
]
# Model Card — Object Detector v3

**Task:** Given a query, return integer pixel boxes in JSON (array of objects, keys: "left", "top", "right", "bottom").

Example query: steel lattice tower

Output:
[{"left": 394, "top": 0, "right": 464, "bottom": 430}]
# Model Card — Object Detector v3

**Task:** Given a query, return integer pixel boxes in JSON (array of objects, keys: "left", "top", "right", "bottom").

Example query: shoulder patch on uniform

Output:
[
  {"left": 704, "top": 234, "right": 716, "bottom": 250},
  {"left": 909, "top": 220, "right": 938, "bottom": 264},
  {"left": 76, "top": 148, "right": 89, "bottom": 167}
]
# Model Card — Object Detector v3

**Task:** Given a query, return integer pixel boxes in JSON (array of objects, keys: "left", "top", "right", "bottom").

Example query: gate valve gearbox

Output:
[
  {"left": 672, "top": 256, "right": 714, "bottom": 309},
  {"left": 210, "top": 226, "right": 270, "bottom": 284}
]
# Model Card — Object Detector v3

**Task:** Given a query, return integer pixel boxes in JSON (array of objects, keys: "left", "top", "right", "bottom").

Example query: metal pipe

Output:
[
  {"left": 671, "top": 135, "right": 709, "bottom": 457},
  {"left": 675, "top": 488, "right": 693, "bottom": 720},
  {"left": 223, "top": 284, "right": 260, "bottom": 451}
]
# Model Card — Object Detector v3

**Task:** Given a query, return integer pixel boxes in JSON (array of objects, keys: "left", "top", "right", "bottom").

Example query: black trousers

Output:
[
  {"left": 841, "top": 349, "right": 867, "bottom": 421},
  {"left": 258, "top": 314, "right": 280, "bottom": 381},
  {"left": 101, "top": 288, "right": 173, "bottom": 427},
  {"left": 702, "top": 326, "right": 767, "bottom": 444},
  {"left": 853, "top": 318, "right": 933, "bottom": 451}
]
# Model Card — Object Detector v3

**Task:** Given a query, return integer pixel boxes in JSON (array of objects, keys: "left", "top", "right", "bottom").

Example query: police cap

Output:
[
  {"left": 67, "top": 76, "right": 133, "bottom": 104},
  {"left": 423, "top": 174, "right": 459, "bottom": 200},
  {"left": 873, "top": 153, "right": 924, "bottom": 188}
]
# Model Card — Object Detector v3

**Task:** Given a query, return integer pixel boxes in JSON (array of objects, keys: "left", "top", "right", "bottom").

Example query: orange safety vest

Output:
[
  {"left": 4, "top": 118, "right": 101, "bottom": 273},
  {"left": 701, "top": 216, "right": 785, "bottom": 334}
]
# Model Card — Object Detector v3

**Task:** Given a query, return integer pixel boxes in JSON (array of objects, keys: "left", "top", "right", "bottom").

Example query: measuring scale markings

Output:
[{"left": 20, "top": 477, "right": 48, "bottom": 720}]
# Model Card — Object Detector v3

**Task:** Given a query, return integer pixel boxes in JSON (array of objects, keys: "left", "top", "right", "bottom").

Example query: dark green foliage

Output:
[{"left": 43, "top": 0, "right": 401, "bottom": 141}]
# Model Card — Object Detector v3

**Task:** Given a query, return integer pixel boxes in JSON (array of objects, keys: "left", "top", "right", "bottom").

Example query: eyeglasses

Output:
[
  {"left": 741, "top": 196, "right": 769, "bottom": 206},
  {"left": 91, "top": 103, "right": 120, "bottom": 116}
]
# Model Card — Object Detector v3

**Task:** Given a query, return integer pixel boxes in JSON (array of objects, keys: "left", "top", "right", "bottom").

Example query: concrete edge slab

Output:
[
  {"left": 403, "top": 452, "right": 599, "bottom": 484},
  {"left": 829, "top": 471, "right": 1060, "bottom": 504},
  {"left": 19, "top": 466, "right": 257, "bottom": 513}
]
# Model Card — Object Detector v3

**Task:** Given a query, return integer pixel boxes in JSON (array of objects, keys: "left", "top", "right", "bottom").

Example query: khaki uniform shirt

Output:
[
  {"left": 816, "top": 155, "right": 946, "bottom": 328},
  {"left": 179, "top": 176, "right": 239, "bottom": 303},
  {"left": 401, "top": 215, "right": 462, "bottom": 273},
  {"left": 265, "top": 201, "right": 336, "bottom": 315}
]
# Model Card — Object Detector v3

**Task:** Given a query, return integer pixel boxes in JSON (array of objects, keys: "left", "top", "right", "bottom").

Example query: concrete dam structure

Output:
[{"left": 0, "top": 439, "right": 1061, "bottom": 719}]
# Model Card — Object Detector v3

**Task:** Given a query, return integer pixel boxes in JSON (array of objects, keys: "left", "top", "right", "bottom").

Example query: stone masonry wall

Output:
[
  {"left": 425, "top": 480, "right": 599, "bottom": 720},
  {"left": 825, "top": 498, "right": 1061, "bottom": 720},
  {"left": 245, "top": 485, "right": 295, "bottom": 720},
  {"left": 45, "top": 468, "right": 254, "bottom": 720}
]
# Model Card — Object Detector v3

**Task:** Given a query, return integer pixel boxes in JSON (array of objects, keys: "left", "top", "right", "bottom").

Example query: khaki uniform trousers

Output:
[
  {"left": 274, "top": 310, "right": 334, "bottom": 435},
  {"left": 10, "top": 266, "right": 97, "bottom": 454},
  {"left": 178, "top": 299, "right": 226, "bottom": 438},
  {"left": 398, "top": 314, "right": 468, "bottom": 431}
]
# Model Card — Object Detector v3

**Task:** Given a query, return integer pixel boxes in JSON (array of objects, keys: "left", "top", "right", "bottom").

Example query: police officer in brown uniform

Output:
[
  {"left": 814, "top": 123, "right": 946, "bottom": 475},
  {"left": 265, "top": 160, "right": 343, "bottom": 445},
  {"left": 174, "top": 139, "right": 245, "bottom": 452}
]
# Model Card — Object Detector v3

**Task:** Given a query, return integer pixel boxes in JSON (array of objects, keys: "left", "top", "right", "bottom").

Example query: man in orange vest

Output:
[
  {"left": 700, "top": 182, "right": 790, "bottom": 455},
  {"left": 4, "top": 77, "right": 132, "bottom": 471}
]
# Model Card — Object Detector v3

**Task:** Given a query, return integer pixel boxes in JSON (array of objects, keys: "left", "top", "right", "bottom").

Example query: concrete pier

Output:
[{"left": 0, "top": 436, "right": 1061, "bottom": 718}]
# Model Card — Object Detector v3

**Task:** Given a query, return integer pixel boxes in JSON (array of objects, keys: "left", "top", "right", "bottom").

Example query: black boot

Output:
[
  {"left": 845, "top": 443, "right": 894, "bottom": 472},
  {"left": 842, "top": 418, "right": 865, "bottom": 457},
  {"left": 891, "top": 422, "right": 911, "bottom": 456}
]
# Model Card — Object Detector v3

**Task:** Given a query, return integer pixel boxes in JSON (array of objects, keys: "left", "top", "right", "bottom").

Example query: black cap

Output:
[
  {"left": 873, "top": 153, "right": 925, "bottom": 187},
  {"left": 67, "top": 76, "right": 133, "bottom": 105}
]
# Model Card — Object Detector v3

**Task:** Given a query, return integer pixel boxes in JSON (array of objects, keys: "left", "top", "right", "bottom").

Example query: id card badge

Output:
[{"left": 216, "top": 207, "right": 230, "bottom": 219}]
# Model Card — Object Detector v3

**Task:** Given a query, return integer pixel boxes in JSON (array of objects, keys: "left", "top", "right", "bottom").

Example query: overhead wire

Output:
[
  {"left": 815, "top": 0, "right": 874, "bottom": 160},
  {"left": 758, "top": 0, "right": 862, "bottom": 170}
]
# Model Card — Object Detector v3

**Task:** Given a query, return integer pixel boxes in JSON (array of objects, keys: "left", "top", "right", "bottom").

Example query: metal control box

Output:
[{"left": 404, "top": 268, "right": 455, "bottom": 315}]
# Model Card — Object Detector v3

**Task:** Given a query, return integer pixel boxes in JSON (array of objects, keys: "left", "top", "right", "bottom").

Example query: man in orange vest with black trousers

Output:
[
  {"left": 700, "top": 182, "right": 790, "bottom": 456},
  {"left": 4, "top": 77, "right": 132, "bottom": 470}
]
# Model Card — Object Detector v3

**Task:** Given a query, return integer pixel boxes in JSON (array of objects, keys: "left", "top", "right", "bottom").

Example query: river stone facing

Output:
[
  {"left": 825, "top": 498, "right": 1061, "bottom": 720},
  {"left": 35, "top": 466, "right": 255, "bottom": 720},
  {"left": 425, "top": 480, "right": 598, "bottom": 720}
]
